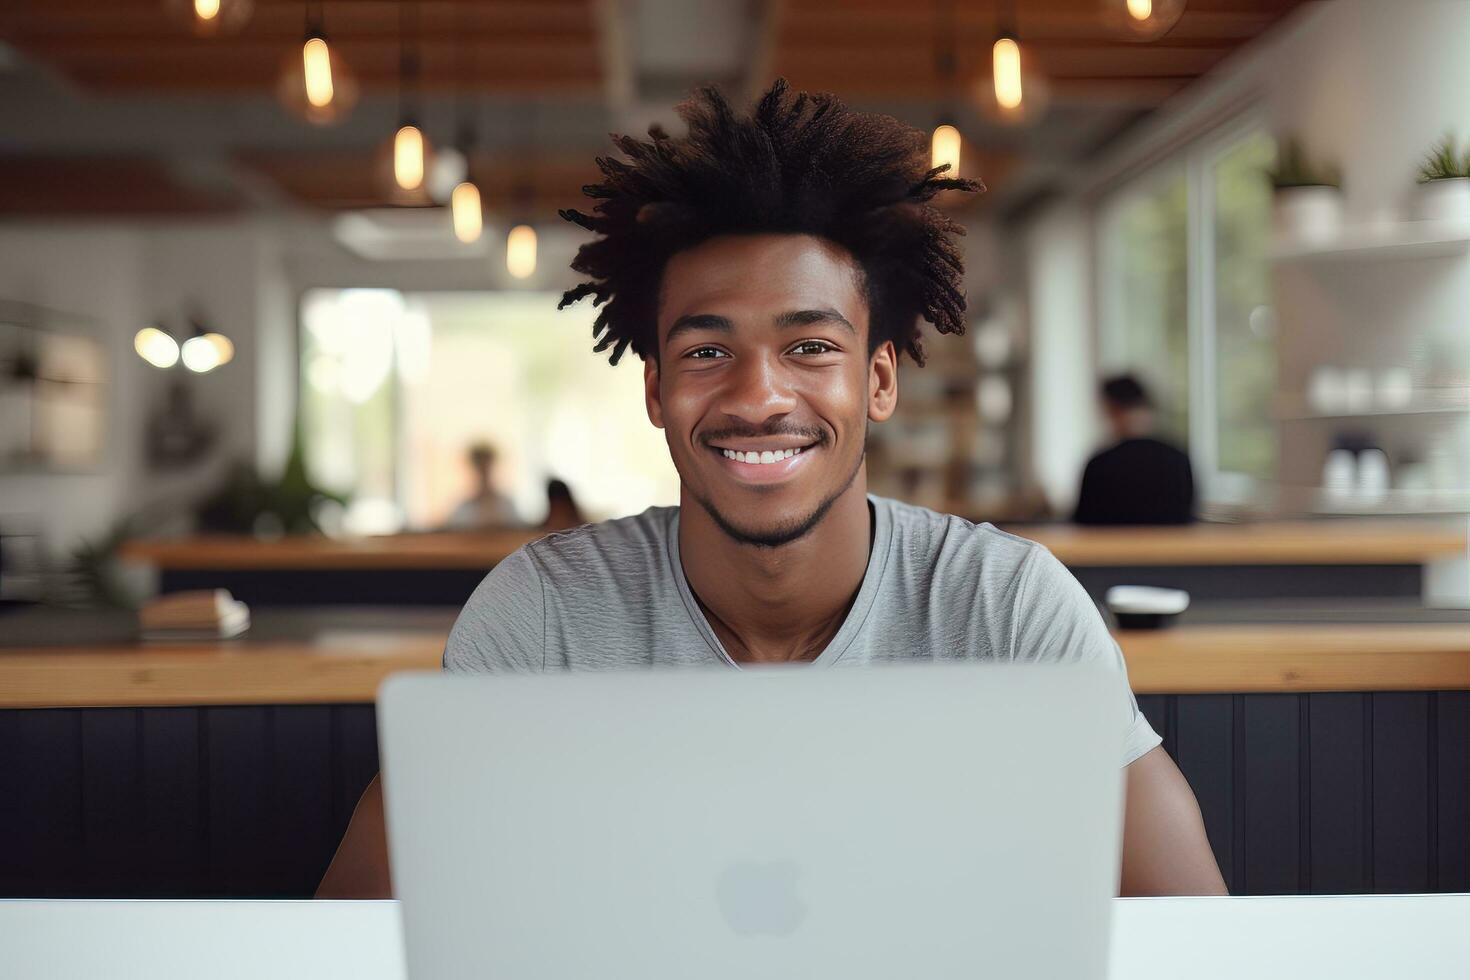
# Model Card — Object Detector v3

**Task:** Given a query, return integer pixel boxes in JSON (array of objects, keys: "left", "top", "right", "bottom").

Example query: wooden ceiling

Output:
[
  {"left": 770, "top": 0, "right": 1308, "bottom": 106},
  {"left": 0, "top": 157, "right": 242, "bottom": 216},
  {"left": 0, "top": 0, "right": 1309, "bottom": 216},
  {"left": 0, "top": 0, "right": 604, "bottom": 95},
  {"left": 235, "top": 148, "right": 598, "bottom": 213}
]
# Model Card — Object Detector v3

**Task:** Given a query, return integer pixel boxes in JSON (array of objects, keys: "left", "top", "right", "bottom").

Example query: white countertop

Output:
[{"left": 3, "top": 894, "right": 1468, "bottom": 979}]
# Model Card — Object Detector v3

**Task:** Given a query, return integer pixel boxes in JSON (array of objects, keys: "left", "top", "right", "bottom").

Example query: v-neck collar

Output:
[{"left": 665, "top": 495, "right": 894, "bottom": 668}]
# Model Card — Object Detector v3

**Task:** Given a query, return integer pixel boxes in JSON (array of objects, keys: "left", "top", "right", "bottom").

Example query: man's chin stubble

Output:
[{"left": 691, "top": 450, "right": 864, "bottom": 550}]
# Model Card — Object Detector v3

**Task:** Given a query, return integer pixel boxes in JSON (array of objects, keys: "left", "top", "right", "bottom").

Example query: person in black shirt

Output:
[{"left": 1073, "top": 375, "right": 1195, "bottom": 526}]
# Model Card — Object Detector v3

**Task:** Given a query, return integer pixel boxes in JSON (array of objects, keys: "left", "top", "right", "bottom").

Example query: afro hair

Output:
[{"left": 557, "top": 78, "right": 983, "bottom": 366}]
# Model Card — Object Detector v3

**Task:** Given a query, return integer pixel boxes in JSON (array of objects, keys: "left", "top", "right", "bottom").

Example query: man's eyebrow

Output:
[
  {"left": 775, "top": 308, "right": 856, "bottom": 335},
  {"left": 665, "top": 313, "right": 733, "bottom": 343}
]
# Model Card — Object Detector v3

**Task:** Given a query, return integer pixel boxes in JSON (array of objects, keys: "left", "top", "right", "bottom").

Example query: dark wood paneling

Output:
[
  {"left": 1241, "top": 694, "right": 1300, "bottom": 894},
  {"left": 140, "top": 708, "right": 204, "bottom": 896},
  {"left": 205, "top": 706, "right": 273, "bottom": 896},
  {"left": 270, "top": 707, "right": 335, "bottom": 896},
  {"left": 1438, "top": 693, "right": 1470, "bottom": 892},
  {"left": 159, "top": 569, "right": 485, "bottom": 607},
  {"left": 0, "top": 709, "right": 84, "bottom": 896},
  {"left": 80, "top": 709, "right": 145, "bottom": 895},
  {"left": 4, "top": 691, "right": 1470, "bottom": 899},
  {"left": 1307, "top": 693, "right": 1368, "bottom": 893},
  {"left": 1372, "top": 693, "right": 1433, "bottom": 893}
]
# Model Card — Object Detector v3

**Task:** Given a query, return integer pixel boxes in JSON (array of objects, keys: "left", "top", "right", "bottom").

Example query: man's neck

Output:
[{"left": 678, "top": 478, "right": 873, "bottom": 665}]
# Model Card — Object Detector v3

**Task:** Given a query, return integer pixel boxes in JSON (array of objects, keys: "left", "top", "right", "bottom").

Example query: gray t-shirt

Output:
[{"left": 444, "top": 494, "right": 1161, "bottom": 767}]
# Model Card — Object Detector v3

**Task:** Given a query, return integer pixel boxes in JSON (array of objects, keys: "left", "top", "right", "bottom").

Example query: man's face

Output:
[{"left": 646, "top": 233, "right": 898, "bottom": 547}]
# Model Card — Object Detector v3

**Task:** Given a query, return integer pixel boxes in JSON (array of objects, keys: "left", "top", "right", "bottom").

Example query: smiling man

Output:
[{"left": 318, "top": 80, "right": 1226, "bottom": 899}]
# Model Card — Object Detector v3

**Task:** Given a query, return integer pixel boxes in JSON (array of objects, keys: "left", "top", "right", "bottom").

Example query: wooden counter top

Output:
[
  {"left": 4, "top": 619, "right": 1470, "bottom": 708},
  {"left": 119, "top": 519, "right": 1466, "bottom": 571},
  {"left": 118, "top": 529, "right": 542, "bottom": 571},
  {"left": 1014, "top": 520, "right": 1466, "bottom": 566}
]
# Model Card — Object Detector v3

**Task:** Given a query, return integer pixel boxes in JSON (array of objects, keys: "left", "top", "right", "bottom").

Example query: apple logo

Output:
[{"left": 716, "top": 860, "right": 807, "bottom": 936}]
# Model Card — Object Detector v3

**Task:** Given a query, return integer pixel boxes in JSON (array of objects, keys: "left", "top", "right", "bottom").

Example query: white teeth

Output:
[{"left": 719, "top": 446, "right": 809, "bottom": 464}]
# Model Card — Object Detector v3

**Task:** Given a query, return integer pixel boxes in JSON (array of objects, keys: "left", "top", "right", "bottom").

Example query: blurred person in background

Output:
[
  {"left": 444, "top": 442, "right": 521, "bottom": 530},
  {"left": 1074, "top": 375, "right": 1195, "bottom": 526},
  {"left": 541, "top": 478, "right": 585, "bottom": 531}
]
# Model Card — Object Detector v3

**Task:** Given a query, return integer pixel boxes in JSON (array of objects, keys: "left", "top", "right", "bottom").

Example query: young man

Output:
[{"left": 318, "top": 80, "right": 1226, "bottom": 899}]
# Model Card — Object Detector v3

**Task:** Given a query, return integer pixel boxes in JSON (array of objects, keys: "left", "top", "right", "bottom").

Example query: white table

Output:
[{"left": 3, "top": 895, "right": 1467, "bottom": 979}]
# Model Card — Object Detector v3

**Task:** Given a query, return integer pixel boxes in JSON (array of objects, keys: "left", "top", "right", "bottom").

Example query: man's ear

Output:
[
  {"left": 644, "top": 356, "right": 665, "bottom": 429},
  {"left": 868, "top": 340, "right": 898, "bottom": 423}
]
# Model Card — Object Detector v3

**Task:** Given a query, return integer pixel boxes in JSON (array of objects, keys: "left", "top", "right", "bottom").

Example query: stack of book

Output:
[{"left": 138, "top": 589, "right": 250, "bottom": 640}]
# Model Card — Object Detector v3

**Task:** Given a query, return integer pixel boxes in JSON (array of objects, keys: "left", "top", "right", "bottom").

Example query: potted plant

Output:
[
  {"left": 1267, "top": 138, "right": 1343, "bottom": 245},
  {"left": 1414, "top": 134, "right": 1470, "bottom": 225}
]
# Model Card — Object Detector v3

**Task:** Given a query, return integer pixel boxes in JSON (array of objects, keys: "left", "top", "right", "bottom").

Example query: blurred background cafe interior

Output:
[{"left": 3, "top": 0, "right": 1470, "bottom": 905}]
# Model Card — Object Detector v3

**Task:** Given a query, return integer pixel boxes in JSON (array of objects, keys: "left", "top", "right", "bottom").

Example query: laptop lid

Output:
[{"left": 378, "top": 662, "right": 1125, "bottom": 980}]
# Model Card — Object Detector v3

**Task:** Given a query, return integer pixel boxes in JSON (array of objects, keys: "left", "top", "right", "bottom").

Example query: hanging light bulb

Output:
[
  {"left": 277, "top": 1, "right": 357, "bottom": 125},
  {"left": 179, "top": 319, "right": 234, "bottom": 374},
  {"left": 452, "top": 181, "right": 483, "bottom": 243},
  {"left": 506, "top": 224, "right": 537, "bottom": 279},
  {"left": 930, "top": 124, "right": 962, "bottom": 176},
  {"left": 205, "top": 333, "right": 235, "bottom": 367},
  {"left": 992, "top": 36, "right": 1023, "bottom": 112},
  {"left": 302, "top": 36, "right": 334, "bottom": 108},
  {"left": 976, "top": 32, "right": 1050, "bottom": 126},
  {"left": 395, "top": 125, "right": 426, "bottom": 191},
  {"left": 134, "top": 326, "right": 179, "bottom": 369},
  {"left": 1103, "top": 0, "right": 1186, "bottom": 41},
  {"left": 181, "top": 336, "right": 223, "bottom": 373},
  {"left": 166, "top": 0, "right": 252, "bottom": 38}
]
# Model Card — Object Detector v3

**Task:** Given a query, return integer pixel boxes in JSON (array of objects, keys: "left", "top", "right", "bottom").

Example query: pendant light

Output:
[
  {"left": 167, "top": 0, "right": 252, "bottom": 38},
  {"left": 134, "top": 325, "right": 180, "bottom": 370},
  {"left": 506, "top": 224, "right": 537, "bottom": 279},
  {"left": 383, "top": 0, "right": 434, "bottom": 203},
  {"left": 1103, "top": 0, "right": 1186, "bottom": 41},
  {"left": 180, "top": 317, "right": 235, "bottom": 374},
  {"left": 277, "top": 0, "right": 358, "bottom": 125},
  {"left": 977, "top": 0, "right": 1049, "bottom": 126},
  {"left": 929, "top": 0, "right": 962, "bottom": 178},
  {"left": 505, "top": 179, "right": 536, "bottom": 279},
  {"left": 448, "top": 11, "right": 484, "bottom": 242}
]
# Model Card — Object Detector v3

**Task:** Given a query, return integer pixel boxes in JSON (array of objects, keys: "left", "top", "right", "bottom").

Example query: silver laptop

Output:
[{"left": 378, "top": 663, "right": 1126, "bottom": 980}]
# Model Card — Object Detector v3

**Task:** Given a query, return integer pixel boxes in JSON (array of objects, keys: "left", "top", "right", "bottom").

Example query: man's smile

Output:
[{"left": 705, "top": 440, "right": 821, "bottom": 484}]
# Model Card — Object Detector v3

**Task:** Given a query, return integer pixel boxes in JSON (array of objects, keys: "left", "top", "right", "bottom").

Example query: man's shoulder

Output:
[
  {"left": 875, "top": 495, "right": 1043, "bottom": 577},
  {"left": 517, "top": 505, "right": 678, "bottom": 579}
]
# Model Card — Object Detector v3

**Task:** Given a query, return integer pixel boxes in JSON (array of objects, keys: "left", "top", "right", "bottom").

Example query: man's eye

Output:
[
  {"left": 792, "top": 341, "right": 834, "bottom": 356},
  {"left": 687, "top": 346, "right": 727, "bottom": 359}
]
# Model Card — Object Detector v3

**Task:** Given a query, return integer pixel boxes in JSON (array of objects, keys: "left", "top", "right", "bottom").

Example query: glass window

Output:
[
  {"left": 300, "top": 289, "right": 679, "bottom": 533},
  {"left": 1210, "top": 130, "right": 1277, "bottom": 479},
  {"left": 1101, "top": 171, "right": 1190, "bottom": 447},
  {"left": 1098, "top": 123, "right": 1277, "bottom": 497}
]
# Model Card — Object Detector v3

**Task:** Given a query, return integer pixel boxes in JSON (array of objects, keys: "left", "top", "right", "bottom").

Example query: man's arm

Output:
[
  {"left": 316, "top": 774, "right": 392, "bottom": 899},
  {"left": 1119, "top": 745, "right": 1227, "bottom": 896}
]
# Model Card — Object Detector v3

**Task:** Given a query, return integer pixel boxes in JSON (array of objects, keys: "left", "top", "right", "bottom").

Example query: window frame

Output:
[{"left": 1095, "top": 110, "right": 1271, "bottom": 504}]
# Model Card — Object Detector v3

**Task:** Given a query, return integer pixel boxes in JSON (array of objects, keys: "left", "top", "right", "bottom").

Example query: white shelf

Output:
[
  {"left": 1279, "top": 404, "right": 1470, "bottom": 421},
  {"left": 1309, "top": 490, "right": 1470, "bottom": 516},
  {"left": 1271, "top": 223, "right": 1470, "bottom": 263}
]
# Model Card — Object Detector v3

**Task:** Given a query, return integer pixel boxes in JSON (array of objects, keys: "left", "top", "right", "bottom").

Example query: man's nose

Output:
[{"left": 716, "top": 351, "right": 797, "bottom": 426}]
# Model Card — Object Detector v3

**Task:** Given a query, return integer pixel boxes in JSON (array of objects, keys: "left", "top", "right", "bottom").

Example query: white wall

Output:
[
  {"left": 1024, "top": 202, "right": 1097, "bottom": 514},
  {"left": 1267, "top": 0, "right": 1470, "bottom": 500},
  {"left": 0, "top": 227, "right": 146, "bottom": 551},
  {"left": 0, "top": 220, "right": 276, "bottom": 555}
]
